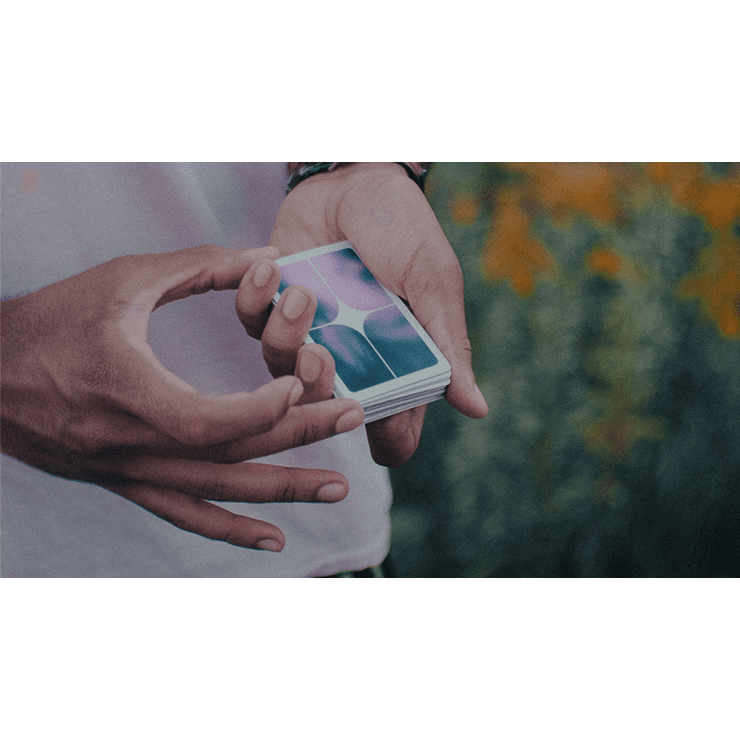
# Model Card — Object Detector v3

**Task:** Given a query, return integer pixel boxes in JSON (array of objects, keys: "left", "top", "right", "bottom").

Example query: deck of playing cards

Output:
[{"left": 273, "top": 241, "right": 451, "bottom": 423}]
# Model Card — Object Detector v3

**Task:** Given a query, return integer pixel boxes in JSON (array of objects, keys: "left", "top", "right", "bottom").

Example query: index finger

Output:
[
  {"left": 234, "top": 258, "right": 283, "bottom": 339},
  {"left": 109, "top": 245, "right": 306, "bottom": 445}
]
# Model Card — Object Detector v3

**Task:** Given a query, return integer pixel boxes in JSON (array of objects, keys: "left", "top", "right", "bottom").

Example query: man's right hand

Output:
[{"left": 0, "top": 244, "right": 365, "bottom": 552}]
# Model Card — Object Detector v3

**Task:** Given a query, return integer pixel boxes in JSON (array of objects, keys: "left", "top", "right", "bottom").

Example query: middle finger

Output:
[
  {"left": 261, "top": 284, "right": 317, "bottom": 378},
  {"left": 143, "top": 396, "right": 365, "bottom": 463}
]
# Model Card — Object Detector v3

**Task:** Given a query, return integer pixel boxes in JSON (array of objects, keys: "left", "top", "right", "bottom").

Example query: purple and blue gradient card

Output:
[{"left": 274, "top": 241, "right": 451, "bottom": 423}]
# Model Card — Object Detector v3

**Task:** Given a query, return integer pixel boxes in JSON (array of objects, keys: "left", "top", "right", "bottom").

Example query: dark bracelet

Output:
[
  {"left": 394, "top": 162, "right": 429, "bottom": 193},
  {"left": 286, "top": 162, "right": 335, "bottom": 194},
  {"left": 286, "top": 163, "right": 429, "bottom": 195}
]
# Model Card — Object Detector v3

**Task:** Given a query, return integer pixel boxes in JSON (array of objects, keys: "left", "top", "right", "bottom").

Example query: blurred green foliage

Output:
[{"left": 389, "top": 163, "right": 740, "bottom": 577}]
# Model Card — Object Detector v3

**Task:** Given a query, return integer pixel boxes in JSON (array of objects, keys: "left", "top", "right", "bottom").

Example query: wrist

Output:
[{"left": 287, "top": 162, "right": 429, "bottom": 194}]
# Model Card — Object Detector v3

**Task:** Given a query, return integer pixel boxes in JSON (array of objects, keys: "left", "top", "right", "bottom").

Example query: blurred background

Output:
[{"left": 389, "top": 163, "right": 740, "bottom": 577}]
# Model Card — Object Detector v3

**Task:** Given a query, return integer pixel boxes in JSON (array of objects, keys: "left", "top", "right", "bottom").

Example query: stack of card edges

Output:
[{"left": 274, "top": 241, "right": 451, "bottom": 423}]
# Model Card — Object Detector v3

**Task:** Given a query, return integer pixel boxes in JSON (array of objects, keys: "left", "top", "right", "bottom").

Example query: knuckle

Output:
[
  {"left": 59, "top": 413, "right": 110, "bottom": 456},
  {"left": 187, "top": 477, "right": 228, "bottom": 501},
  {"left": 171, "top": 414, "right": 213, "bottom": 446},
  {"left": 187, "top": 268, "right": 218, "bottom": 297},
  {"left": 234, "top": 292, "right": 263, "bottom": 327},
  {"left": 239, "top": 404, "right": 283, "bottom": 440},
  {"left": 180, "top": 475, "right": 209, "bottom": 500},
  {"left": 234, "top": 291, "right": 250, "bottom": 317},
  {"left": 459, "top": 335, "right": 474, "bottom": 361},
  {"left": 416, "top": 258, "right": 461, "bottom": 297},
  {"left": 263, "top": 330, "right": 300, "bottom": 354},
  {"left": 106, "top": 253, "right": 139, "bottom": 275},
  {"left": 222, "top": 512, "right": 250, "bottom": 547},
  {"left": 292, "top": 418, "right": 323, "bottom": 448},
  {"left": 262, "top": 339, "right": 287, "bottom": 362},
  {"left": 205, "top": 440, "right": 238, "bottom": 465},
  {"left": 177, "top": 246, "right": 230, "bottom": 297},
  {"left": 208, "top": 479, "right": 229, "bottom": 500},
  {"left": 265, "top": 396, "right": 291, "bottom": 434},
  {"left": 222, "top": 522, "right": 238, "bottom": 545},
  {"left": 275, "top": 478, "right": 299, "bottom": 503},
  {"left": 192, "top": 244, "right": 226, "bottom": 259},
  {"left": 79, "top": 358, "right": 120, "bottom": 393}
]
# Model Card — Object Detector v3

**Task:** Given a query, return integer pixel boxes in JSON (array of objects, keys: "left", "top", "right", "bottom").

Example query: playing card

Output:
[{"left": 273, "top": 241, "right": 451, "bottom": 422}]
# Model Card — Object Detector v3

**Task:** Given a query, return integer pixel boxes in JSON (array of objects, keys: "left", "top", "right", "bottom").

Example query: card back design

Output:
[{"left": 275, "top": 242, "right": 451, "bottom": 420}]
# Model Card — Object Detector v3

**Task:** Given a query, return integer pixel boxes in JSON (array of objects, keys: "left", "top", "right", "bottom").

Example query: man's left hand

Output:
[{"left": 236, "top": 163, "right": 489, "bottom": 467}]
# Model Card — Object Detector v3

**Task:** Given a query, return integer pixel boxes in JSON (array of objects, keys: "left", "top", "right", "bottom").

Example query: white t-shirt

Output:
[{"left": 0, "top": 162, "right": 392, "bottom": 577}]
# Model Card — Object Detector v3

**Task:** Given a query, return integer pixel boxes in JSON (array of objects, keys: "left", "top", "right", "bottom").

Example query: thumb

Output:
[
  {"left": 149, "top": 244, "right": 281, "bottom": 309},
  {"left": 107, "top": 243, "right": 305, "bottom": 444},
  {"left": 406, "top": 261, "right": 489, "bottom": 420},
  {"left": 113, "top": 243, "right": 279, "bottom": 339}
]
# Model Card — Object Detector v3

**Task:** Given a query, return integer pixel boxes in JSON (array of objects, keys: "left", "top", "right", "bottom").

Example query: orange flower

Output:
[
  {"left": 679, "top": 230, "right": 740, "bottom": 338},
  {"left": 644, "top": 162, "right": 674, "bottom": 184},
  {"left": 645, "top": 162, "right": 704, "bottom": 210},
  {"left": 718, "top": 292, "right": 740, "bottom": 337},
  {"left": 644, "top": 163, "right": 740, "bottom": 227},
  {"left": 508, "top": 163, "right": 624, "bottom": 224},
  {"left": 480, "top": 190, "right": 555, "bottom": 296},
  {"left": 587, "top": 248, "right": 623, "bottom": 278},
  {"left": 696, "top": 179, "right": 740, "bottom": 229}
]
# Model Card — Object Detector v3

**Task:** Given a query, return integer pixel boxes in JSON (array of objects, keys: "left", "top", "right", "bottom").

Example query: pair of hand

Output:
[{"left": 0, "top": 163, "right": 487, "bottom": 551}]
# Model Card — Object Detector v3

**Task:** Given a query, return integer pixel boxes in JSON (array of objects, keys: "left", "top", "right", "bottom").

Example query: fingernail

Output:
[
  {"left": 299, "top": 351, "right": 322, "bottom": 383},
  {"left": 316, "top": 483, "right": 347, "bottom": 502},
  {"left": 289, "top": 381, "right": 304, "bottom": 406},
  {"left": 335, "top": 408, "right": 364, "bottom": 434},
  {"left": 256, "top": 539, "right": 283, "bottom": 552},
  {"left": 282, "top": 289, "right": 309, "bottom": 320},
  {"left": 252, "top": 261, "right": 274, "bottom": 288}
]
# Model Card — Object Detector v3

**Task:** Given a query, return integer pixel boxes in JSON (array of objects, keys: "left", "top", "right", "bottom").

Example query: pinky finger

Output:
[{"left": 110, "top": 481, "right": 286, "bottom": 551}]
